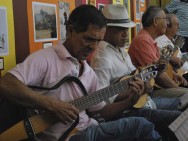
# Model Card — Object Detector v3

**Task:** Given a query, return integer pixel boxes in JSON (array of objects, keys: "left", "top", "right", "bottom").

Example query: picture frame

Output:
[
  {"left": 136, "top": 23, "right": 141, "bottom": 34},
  {"left": 59, "top": 1, "right": 70, "bottom": 42},
  {"left": 43, "top": 42, "right": 53, "bottom": 49},
  {"left": 98, "top": 3, "right": 105, "bottom": 11},
  {"left": 0, "top": 7, "right": 9, "bottom": 56},
  {"left": 124, "top": 0, "right": 129, "bottom": 9},
  {"left": 0, "top": 57, "right": 4, "bottom": 70},
  {"left": 136, "top": 0, "right": 140, "bottom": 20},
  {"left": 32, "top": 2, "right": 58, "bottom": 42}
]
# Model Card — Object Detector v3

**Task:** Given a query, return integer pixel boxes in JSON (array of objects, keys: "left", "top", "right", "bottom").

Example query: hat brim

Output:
[{"left": 107, "top": 21, "right": 136, "bottom": 28}]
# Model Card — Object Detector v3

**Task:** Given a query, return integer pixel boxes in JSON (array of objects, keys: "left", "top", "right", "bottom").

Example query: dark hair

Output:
[
  {"left": 67, "top": 5, "right": 107, "bottom": 33},
  {"left": 142, "top": 6, "right": 162, "bottom": 28}
]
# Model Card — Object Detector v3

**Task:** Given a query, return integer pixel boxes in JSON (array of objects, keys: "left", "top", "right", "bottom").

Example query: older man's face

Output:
[
  {"left": 107, "top": 26, "right": 129, "bottom": 47},
  {"left": 155, "top": 11, "right": 168, "bottom": 36}
]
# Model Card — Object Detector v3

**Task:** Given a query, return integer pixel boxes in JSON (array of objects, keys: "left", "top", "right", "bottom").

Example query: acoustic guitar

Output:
[
  {"left": 154, "top": 45, "right": 175, "bottom": 88},
  {"left": 166, "top": 35, "right": 187, "bottom": 84},
  {"left": 0, "top": 64, "right": 165, "bottom": 141}
]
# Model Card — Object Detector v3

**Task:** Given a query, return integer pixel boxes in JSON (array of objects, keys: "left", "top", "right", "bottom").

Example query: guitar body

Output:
[
  {"left": 154, "top": 63, "right": 179, "bottom": 88},
  {"left": 119, "top": 70, "right": 155, "bottom": 109}
]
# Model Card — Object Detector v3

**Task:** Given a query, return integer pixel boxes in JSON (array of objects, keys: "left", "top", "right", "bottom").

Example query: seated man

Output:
[
  {"left": 128, "top": 6, "right": 188, "bottom": 98},
  {"left": 0, "top": 5, "right": 160, "bottom": 141},
  {"left": 155, "top": 14, "right": 188, "bottom": 86},
  {"left": 91, "top": 4, "right": 181, "bottom": 141}
]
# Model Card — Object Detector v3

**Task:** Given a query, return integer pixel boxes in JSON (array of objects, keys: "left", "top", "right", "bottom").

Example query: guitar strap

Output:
[{"left": 28, "top": 75, "right": 88, "bottom": 141}]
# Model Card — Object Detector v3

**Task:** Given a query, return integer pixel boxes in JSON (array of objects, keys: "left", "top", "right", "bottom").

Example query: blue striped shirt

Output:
[{"left": 166, "top": 0, "right": 188, "bottom": 37}]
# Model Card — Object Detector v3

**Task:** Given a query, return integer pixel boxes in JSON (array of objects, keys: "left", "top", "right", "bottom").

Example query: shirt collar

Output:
[{"left": 53, "top": 41, "right": 75, "bottom": 60}]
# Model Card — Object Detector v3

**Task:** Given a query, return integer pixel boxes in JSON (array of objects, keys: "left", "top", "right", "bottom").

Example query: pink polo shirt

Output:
[
  {"left": 128, "top": 29, "right": 160, "bottom": 68},
  {"left": 9, "top": 42, "right": 106, "bottom": 140}
]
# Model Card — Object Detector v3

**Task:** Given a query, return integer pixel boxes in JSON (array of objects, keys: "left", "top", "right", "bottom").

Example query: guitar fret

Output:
[{"left": 70, "top": 68, "right": 159, "bottom": 112}]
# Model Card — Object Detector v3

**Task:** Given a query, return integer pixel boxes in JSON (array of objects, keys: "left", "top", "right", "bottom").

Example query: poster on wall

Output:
[
  {"left": 98, "top": 3, "right": 105, "bottom": 11},
  {"left": 112, "top": 0, "right": 123, "bottom": 4},
  {"left": 136, "top": 0, "right": 140, "bottom": 20},
  {"left": 0, "top": 7, "right": 9, "bottom": 56},
  {"left": 59, "top": 2, "right": 70, "bottom": 42},
  {"left": 32, "top": 2, "right": 58, "bottom": 42},
  {"left": 136, "top": 23, "right": 141, "bottom": 34},
  {"left": 88, "top": 0, "right": 96, "bottom": 6},
  {"left": 140, "top": 0, "right": 145, "bottom": 3},
  {"left": 124, "top": 0, "right": 128, "bottom": 9}
]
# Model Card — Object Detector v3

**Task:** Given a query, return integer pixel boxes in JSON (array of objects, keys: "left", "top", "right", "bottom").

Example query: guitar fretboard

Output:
[{"left": 71, "top": 71, "right": 153, "bottom": 111}]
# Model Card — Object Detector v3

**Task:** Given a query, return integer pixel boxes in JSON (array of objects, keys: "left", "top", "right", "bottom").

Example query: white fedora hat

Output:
[{"left": 102, "top": 4, "right": 135, "bottom": 28}]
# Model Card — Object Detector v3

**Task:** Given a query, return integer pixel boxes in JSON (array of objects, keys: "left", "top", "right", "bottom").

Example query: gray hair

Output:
[
  {"left": 142, "top": 6, "right": 163, "bottom": 28},
  {"left": 166, "top": 14, "right": 177, "bottom": 27}
]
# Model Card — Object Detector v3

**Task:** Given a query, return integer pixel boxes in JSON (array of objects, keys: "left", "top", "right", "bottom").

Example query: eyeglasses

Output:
[{"left": 155, "top": 17, "right": 168, "bottom": 21}]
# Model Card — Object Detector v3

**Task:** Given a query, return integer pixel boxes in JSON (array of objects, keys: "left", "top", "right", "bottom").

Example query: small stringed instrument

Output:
[
  {"left": 166, "top": 35, "right": 186, "bottom": 84},
  {"left": 0, "top": 64, "right": 165, "bottom": 141},
  {"left": 154, "top": 45, "right": 175, "bottom": 88}
]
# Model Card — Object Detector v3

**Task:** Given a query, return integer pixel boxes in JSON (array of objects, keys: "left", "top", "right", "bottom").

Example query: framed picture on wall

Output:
[
  {"left": 140, "top": 0, "right": 145, "bottom": 3},
  {"left": 88, "top": 0, "right": 96, "bottom": 6},
  {"left": 98, "top": 3, "right": 105, "bottom": 11},
  {"left": 136, "top": 23, "right": 141, "bottom": 34},
  {"left": 0, "top": 7, "right": 9, "bottom": 56},
  {"left": 124, "top": 0, "right": 128, "bottom": 9},
  {"left": 59, "top": 1, "right": 70, "bottom": 42},
  {"left": 32, "top": 2, "right": 58, "bottom": 42},
  {"left": 136, "top": 0, "right": 140, "bottom": 20},
  {"left": 0, "top": 57, "right": 4, "bottom": 70}
]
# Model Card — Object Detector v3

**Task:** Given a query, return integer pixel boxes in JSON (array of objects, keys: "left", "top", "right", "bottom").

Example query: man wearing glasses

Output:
[
  {"left": 165, "top": 0, "right": 188, "bottom": 53},
  {"left": 129, "top": 6, "right": 188, "bottom": 98}
]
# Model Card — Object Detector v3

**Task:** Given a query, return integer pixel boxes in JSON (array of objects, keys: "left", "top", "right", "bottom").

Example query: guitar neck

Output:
[{"left": 71, "top": 73, "right": 147, "bottom": 111}]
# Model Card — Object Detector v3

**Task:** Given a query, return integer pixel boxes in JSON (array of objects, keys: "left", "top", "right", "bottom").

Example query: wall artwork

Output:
[
  {"left": 112, "top": 0, "right": 123, "bottom": 4},
  {"left": 98, "top": 3, "right": 105, "bottom": 11},
  {"left": 59, "top": 1, "right": 70, "bottom": 42},
  {"left": 0, "top": 57, "right": 4, "bottom": 70},
  {"left": 136, "top": 0, "right": 140, "bottom": 20},
  {"left": 140, "top": 0, "right": 145, "bottom": 3},
  {"left": 0, "top": 7, "right": 8, "bottom": 56},
  {"left": 88, "top": 0, "right": 96, "bottom": 6},
  {"left": 124, "top": 0, "right": 128, "bottom": 9},
  {"left": 32, "top": 2, "right": 58, "bottom": 42},
  {"left": 136, "top": 23, "right": 141, "bottom": 34}
]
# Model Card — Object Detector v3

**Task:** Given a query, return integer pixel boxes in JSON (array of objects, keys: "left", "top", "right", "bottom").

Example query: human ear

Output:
[
  {"left": 153, "top": 18, "right": 158, "bottom": 26},
  {"left": 66, "top": 25, "right": 74, "bottom": 36}
]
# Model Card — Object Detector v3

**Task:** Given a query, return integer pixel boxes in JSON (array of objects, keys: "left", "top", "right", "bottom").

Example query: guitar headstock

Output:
[
  {"left": 160, "top": 45, "right": 174, "bottom": 61},
  {"left": 139, "top": 63, "right": 166, "bottom": 81},
  {"left": 172, "top": 35, "right": 185, "bottom": 49}
]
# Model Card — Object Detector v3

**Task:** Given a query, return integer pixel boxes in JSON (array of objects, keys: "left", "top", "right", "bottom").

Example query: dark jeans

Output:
[
  {"left": 70, "top": 117, "right": 161, "bottom": 141},
  {"left": 123, "top": 108, "right": 181, "bottom": 141}
]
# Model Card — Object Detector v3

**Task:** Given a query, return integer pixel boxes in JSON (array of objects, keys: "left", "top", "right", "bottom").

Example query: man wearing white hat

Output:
[{"left": 91, "top": 4, "right": 181, "bottom": 141}]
